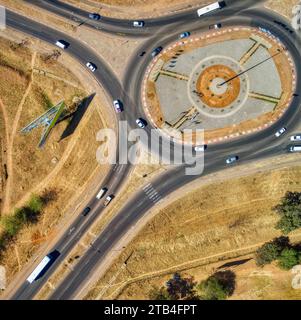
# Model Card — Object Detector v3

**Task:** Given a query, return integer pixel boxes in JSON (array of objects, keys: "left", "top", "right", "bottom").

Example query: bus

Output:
[
  {"left": 26, "top": 250, "right": 60, "bottom": 284},
  {"left": 197, "top": 1, "right": 225, "bottom": 17}
]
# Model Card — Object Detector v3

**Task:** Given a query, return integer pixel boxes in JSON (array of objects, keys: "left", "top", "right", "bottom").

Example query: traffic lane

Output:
[
  {"left": 49, "top": 144, "right": 285, "bottom": 300},
  {"left": 11, "top": 161, "right": 133, "bottom": 300},
  {"left": 23, "top": 0, "right": 155, "bottom": 37},
  {"left": 23, "top": 0, "right": 267, "bottom": 42},
  {"left": 6, "top": 10, "right": 123, "bottom": 99},
  {"left": 30, "top": 0, "right": 265, "bottom": 27}
]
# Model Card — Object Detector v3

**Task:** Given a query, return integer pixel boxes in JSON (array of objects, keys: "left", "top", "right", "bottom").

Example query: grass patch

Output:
[{"left": 0, "top": 194, "right": 44, "bottom": 258}]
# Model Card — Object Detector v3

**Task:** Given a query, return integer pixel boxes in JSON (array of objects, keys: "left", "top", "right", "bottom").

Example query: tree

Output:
[
  {"left": 197, "top": 275, "right": 229, "bottom": 300},
  {"left": 255, "top": 237, "right": 289, "bottom": 266},
  {"left": 274, "top": 192, "right": 301, "bottom": 234},
  {"left": 278, "top": 248, "right": 300, "bottom": 270},
  {"left": 165, "top": 273, "right": 197, "bottom": 300}
]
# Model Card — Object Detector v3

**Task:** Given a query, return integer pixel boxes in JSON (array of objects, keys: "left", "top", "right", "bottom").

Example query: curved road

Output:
[{"left": 4, "top": 0, "right": 301, "bottom": 299}]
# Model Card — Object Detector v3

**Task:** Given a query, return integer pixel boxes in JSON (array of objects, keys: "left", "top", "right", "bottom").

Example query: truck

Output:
[
  {"left": 197, "top": 1, "right": 225, "bottom": 17},
  {"left": 26, "top": 250, "right": 60, "bottom": 284}
]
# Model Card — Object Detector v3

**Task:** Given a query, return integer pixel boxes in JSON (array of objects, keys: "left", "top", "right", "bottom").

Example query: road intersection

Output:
[{"left": 3, "top": 0, "right": 301, "bottom": 299}]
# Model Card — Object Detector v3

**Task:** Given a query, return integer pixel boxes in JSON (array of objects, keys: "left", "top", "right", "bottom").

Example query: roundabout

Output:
[
  {"left": 143, "top": 27, "right": 296, "bottom": 144},
  {"left": 6, "top": 2, "right": 301, "bottom": 301}
]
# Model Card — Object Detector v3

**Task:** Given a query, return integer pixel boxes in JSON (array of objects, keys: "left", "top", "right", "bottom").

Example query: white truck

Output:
[
  {"left": 26, "top": 250, "right": 60, "bottom": 283},
  {"left": 197, "top": 1, "right": 225, "bottom": 17},
  {"left": 27, "top": 256, "right": 51, "bottom": 283}
]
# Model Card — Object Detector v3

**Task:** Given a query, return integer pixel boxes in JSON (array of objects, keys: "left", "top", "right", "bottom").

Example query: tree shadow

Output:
[
  {"left": 40, "top": 189, "right": 58, "bottom": 206},
  {"left": 59, "top": 93, "right": 96, "bottom": 141},
  {"left": 217, "top": 258, "right": 252, "bottom": 270}
]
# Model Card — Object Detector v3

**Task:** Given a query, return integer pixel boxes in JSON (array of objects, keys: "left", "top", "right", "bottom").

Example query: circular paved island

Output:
[{"left": 143, "top": 27, "right": 296, "bottom": 144}]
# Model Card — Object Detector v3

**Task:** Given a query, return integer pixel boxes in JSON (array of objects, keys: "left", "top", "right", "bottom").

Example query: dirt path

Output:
[{"left": 1, "top": 52, "right": 37, "bottom": 214}]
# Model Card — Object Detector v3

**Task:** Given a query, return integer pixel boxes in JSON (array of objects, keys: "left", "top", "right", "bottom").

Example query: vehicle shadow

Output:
[{"left": 59, "top": 93, "right": 95, "bottom": 141}]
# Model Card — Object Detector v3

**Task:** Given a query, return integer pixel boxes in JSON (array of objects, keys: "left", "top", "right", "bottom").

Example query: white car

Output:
[
  {"left": 226, "top": 156, "right": 238, "bottom": 164},
  {"left": 113, "top": 100, "right": 123, "bottom": 113},
  {"left": 275, "top": 127, "right": 287, "bottom": 137},
  {"left": 133, "top": 21, "right": 145, "bottom": 27},
  {"left": 86, "top": 62, "right": 97, "bottom": 72},
  {"left": 136, "top": 118, "right": 146, "bottom": 128},
  {"left": 194, "top": 145, "right": 206, "bottom": 152},
  {"left": 290, "top": 135, "right": 301, "bottom": 141}
]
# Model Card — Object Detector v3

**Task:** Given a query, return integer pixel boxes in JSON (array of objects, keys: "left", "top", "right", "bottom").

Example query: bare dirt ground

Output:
[
  {"left": 84, "top": 155, "right": 301, "bottom": 300},
  {"left": 0, "top": 30, "right": 110, "bottom": 292}
]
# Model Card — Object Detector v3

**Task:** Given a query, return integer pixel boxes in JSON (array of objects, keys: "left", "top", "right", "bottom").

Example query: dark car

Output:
[
  {"left": 151, "top": 46, "right": 163, "bottom": 58},
  {"left": 139, "top": 51, "right": 146, "bottom": 57},
  {"left": 89, "top": 13, "right": 101, "bottom": 20},
  {"left": 82, "top": 207, "right": 91, "bottom": 216}
]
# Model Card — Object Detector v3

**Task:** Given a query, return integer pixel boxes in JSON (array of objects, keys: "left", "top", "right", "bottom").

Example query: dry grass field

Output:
[
  {"left": 267, "top": 0, "right": 300, "bottom": 19},
  {"left": 0, "top": 35, "right": 107, "bottom": 288},
  {"left": 85, "top": 166, "right": 301, "bottom": 300}
]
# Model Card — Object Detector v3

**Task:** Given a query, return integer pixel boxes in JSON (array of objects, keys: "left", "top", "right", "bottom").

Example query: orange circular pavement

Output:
[{"left": 196, "top": 65, "right": 241, "bottom": 108}]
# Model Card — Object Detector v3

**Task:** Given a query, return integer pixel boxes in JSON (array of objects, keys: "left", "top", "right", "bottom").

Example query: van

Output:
[
  {"left": 289, "top": 145, "right": 301, "bottom": 152},
  {"left": 55, "top": 40, "right": 69, "bottom": 49},
  {"left": 96, "top": 187, "right": 107, "bottom": 200}
]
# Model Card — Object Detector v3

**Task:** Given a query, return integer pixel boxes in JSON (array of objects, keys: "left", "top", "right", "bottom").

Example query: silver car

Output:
[{"left": 275, "top": 127, "right": 286, "bottom": 137}]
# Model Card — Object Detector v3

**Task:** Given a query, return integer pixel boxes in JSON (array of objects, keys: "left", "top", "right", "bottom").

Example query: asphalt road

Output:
[
  {"left": 25, "top": 0, "right": 265, "bottom": 36},
  {"left": 5, "top": 0, "right": 301, "bottom": 299}
]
